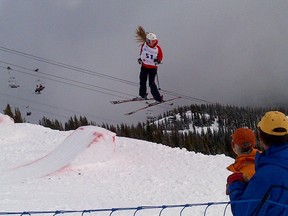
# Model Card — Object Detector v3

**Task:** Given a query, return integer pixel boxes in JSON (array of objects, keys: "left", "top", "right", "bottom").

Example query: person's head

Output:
[
  {"left": 146, "top": 32, "right": 158, "bottom": 47},
  {"left": 231, "top": 128, "right": 256, "bottom": 155},
  {"left": 257, "top": 111, "right": 288, "bottom": 148}
]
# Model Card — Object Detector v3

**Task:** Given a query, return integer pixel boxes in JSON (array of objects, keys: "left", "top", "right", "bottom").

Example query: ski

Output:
[
  {"left": 110, "top": 97, "right": 154, "bottom": 105},
  {"left": 124, "top": 96, "right": 181, "bottom": 115}
]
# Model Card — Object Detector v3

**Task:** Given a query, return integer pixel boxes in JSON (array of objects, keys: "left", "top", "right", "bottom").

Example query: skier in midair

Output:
[{"left": 136, "top": 26, "right": 163, "bottom": 102}]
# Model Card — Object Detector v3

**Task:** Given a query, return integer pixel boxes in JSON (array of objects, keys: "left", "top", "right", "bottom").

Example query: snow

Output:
[{"left": 0, "top": 114, "right": 234, "bottom": 215}]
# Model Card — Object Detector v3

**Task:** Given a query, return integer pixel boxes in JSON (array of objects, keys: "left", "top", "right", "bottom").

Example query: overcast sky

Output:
[{"left": 1, "top": 0, "right": 288, "bottom": 125}]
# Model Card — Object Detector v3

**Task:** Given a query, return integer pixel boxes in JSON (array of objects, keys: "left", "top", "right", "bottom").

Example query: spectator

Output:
[
  {"left": 227, "top": 111, "right": 288, "bottom": 215},
  {"left": 226, "top": 127, "right": 259, "bottom": 189}
]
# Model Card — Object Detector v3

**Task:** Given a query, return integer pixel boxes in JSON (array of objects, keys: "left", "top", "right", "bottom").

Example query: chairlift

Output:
[
  {"left": 7, "top": 66, "right": 20, "bottom": 88},
  {"left": 26, "top": 106, "right": 31, "bottom": 116},
  {"left": 146, "top": 109, "right": 156, "bottom": 122},
  {"left": 8, "top": 77, "right": 20, "bottom": 88},
  {"left": 34, "top": 69, "right": 45, "bottom": 94},
  {"left": 35, "top": 82, "right": 45, "bottom": 94}
]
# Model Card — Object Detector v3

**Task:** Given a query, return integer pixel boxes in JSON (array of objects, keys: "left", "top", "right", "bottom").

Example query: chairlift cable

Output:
[
  {"left": 0, "top": 64, "right": 135, "bottom": 99},
  {"left": 0, "top": 46, "right": 138, "bottom": 86},
  {"left": 0, "top": 46, "right": 213, "bottom": 104},
  {"left": 0, "top": 93, "right": 120, "bottom": 124}
]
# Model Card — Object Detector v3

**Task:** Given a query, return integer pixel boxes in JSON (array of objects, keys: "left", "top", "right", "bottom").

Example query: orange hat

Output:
[{"left": 231, "top": 128, "right": 256, "bottom": 148}]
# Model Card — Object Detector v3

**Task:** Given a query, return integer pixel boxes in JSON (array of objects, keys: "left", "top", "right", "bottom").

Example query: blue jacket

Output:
[{"left": 228, "top": 143, "right": 288, "bottom": 215}]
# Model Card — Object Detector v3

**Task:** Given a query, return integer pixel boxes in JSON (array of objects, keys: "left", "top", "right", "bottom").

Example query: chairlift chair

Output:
[
  {"left": 35, "top": 78, "right": 45, "bottom": 94},
  {"left": 34, "top": 69, "right": 45, "bottom": 94},
  {"left": 7, "top": 66, "right": 20, "bottom": 88},
  {"left": 8, "top": 77, "right": 20, "bottom": 88},
  {"left": 146, "top": 109, "right": 155, "bottom": 122},
  {"left": 26, "top": 106, "right": 31, "bottom": 116}
]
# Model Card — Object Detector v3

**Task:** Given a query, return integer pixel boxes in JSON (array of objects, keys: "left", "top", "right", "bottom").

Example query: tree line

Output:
[{"left": 3, "top": 103, "right": 287, "bottom": 158}]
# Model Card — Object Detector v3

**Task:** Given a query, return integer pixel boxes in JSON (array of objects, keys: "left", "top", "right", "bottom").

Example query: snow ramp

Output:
[{"left": 0, "top": 126, "right": 115, "bottom": 184}]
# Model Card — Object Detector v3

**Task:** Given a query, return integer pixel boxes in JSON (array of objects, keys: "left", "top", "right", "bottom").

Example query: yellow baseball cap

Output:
[{"left": 257, "top": 111, "right": 288, "bottom": 136}]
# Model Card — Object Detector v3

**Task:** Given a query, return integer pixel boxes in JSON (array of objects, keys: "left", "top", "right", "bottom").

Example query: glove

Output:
[
  {"left": 137, "top": 58, "right": 142, "bottom": 64},
  {"left": 227, "top": 172, "right": 246, "bottom": 184},
  {"left": 154, "top": 59, "right": 161, "bottom": 65},
  {"left": 226, "top": 172, "right": 246, "bottom": 195}
]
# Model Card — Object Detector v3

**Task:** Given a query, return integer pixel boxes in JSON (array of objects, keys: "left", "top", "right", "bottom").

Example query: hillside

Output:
[
  {"left": 4, "top": 103, "right": 288, "bottom": 158},
  {"left": 0, "top": 114, "right": 233, "bottom": 215}
]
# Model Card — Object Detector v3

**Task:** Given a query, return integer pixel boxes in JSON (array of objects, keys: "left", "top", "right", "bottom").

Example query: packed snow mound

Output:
[
  {"left": 0, "top": 113, "right": 14, "bottom": 125},
  {"left": 70, "top": 126, "right": 116, "bottom": 167},
  {"left": 0, "top": 125, "right": 116, "bottom": 183}
]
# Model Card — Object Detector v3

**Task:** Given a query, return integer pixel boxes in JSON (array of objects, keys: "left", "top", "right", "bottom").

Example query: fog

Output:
[{"left": 1, "top": 1, "right": 288, "bottom": 125}]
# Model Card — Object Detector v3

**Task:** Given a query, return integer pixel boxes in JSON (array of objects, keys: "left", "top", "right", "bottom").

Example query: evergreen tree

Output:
[
  {"left": 5, "top": 102, "right": 285, "bottom": 158},
  {"left": 14, "top": 108, "right": 24, "bottom": 123},
  {"left": 3, "top": 104, "right": 14, "bottom": 119}
]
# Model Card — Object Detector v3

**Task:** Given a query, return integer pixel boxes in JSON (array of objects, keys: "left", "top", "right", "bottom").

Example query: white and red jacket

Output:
[{"left": 139, "top": 42, "right": 163, "bottom": 69}]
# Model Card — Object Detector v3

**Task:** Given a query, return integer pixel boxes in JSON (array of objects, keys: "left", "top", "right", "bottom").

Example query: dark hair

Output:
[
  {"left": 258, "top": 128, "right": 288, "bottom": 146},
  {"left": 239, "top": 142, "right": 253, "bottom": 153}
]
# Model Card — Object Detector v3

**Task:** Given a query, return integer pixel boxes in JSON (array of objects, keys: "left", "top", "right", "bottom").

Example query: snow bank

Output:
[{"left": 0, "top": 113, "right": 14, "bottom": 125}]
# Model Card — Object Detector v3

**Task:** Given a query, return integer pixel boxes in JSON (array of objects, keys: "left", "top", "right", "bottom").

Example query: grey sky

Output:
[{"left": 1, "top": 0, "right": 288, "bottom": 125}]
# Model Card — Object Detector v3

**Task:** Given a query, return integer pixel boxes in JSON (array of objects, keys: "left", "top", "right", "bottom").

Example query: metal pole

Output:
[{"left": 156, "top": 73, "right": 161, "bottom": 90}]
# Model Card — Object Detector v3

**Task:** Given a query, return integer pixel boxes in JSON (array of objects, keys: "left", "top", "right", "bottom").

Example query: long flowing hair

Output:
[{"left": 135, "top": 25, "right": 147, "bottom": 45}]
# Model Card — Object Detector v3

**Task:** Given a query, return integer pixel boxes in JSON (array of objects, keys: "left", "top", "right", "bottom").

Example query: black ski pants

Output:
[{"left": 139, "top": 66, "right": 161, "bottom": 101}]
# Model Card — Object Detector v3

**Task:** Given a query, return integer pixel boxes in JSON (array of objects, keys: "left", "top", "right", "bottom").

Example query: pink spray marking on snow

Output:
[{"left": 0, "top": 126, "right": 116, "bottom": 183}]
